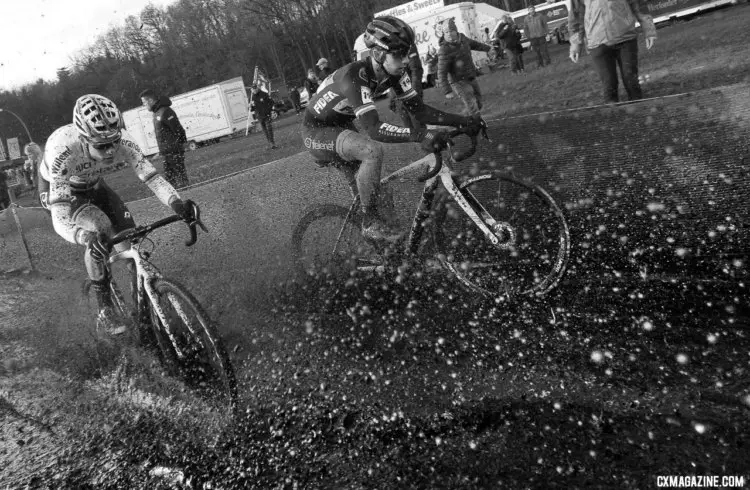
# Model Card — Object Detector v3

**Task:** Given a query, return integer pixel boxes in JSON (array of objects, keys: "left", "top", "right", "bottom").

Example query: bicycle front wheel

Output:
[
  {"left": 434, "top": 172, "right": 570, "bottom": 298},
  {"left": 291, "top": 203, "right": 376, "bottom": 279},
  {"left": 148, "top": 278, "right": 238, "bottom": 413}
]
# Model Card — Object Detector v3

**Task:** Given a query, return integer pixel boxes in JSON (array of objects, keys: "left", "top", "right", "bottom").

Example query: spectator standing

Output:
[
  {"left": 437, "top": 18, "right": 491, "bottom": 116},
  {"left": 289, "top": 85, "right": 302, "bottom": 115},
  {"left": 425, "top": 45, "right": 439, "bottom": 87},
  {"left": 250, "top": 84, "right": 277, "bottom": 149},
  {"left": 139, "top": 89, "right": 189, "bottom": 188},
  {"left": 568, "top": 0, "right": 656, "bottom": 103},
  {"left": 524, "top": 5, "right": 551, "bottom": 68},
  {"left": 23, "top": 142, "right": 43, "bottom": 188},
  {"left": 0, "top": 169, "right": 9, "bottom": 210},
  {"left": 316, "top": 58, "right": 334, "bottom": 80},
  {"left": 495, "top": 15, "right": 525, "bottom": 74},
  {"left": 482, "top": 27, "right": 492, "bottom": 44},
  {"left": 303, "top": 69, "right": 320, "bottom": 99}
]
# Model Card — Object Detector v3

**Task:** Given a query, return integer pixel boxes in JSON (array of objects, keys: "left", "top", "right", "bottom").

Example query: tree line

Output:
[{"left": 0, "top": 0, "right": 532, "bottom": 148}]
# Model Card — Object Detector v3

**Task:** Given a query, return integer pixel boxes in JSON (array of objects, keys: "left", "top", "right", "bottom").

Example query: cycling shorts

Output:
[
  {"left": 71, "top": 179, "right": 135, "bottom": 233},
  {"left": 301, "top": 123, "right": 357, "bottom": 166}
]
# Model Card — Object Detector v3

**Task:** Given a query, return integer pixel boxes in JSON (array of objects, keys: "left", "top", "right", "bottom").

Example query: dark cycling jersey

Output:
[{"left": 303, "top": 58, "right": 421, "bottom": 144}]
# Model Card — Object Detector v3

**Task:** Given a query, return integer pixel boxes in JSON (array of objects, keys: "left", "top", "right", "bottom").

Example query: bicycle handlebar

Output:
[
  {"left": 109, "top": 201, "right": 208, "bottom": 248},
  {"left": 418, "top": 118, "right": 490, "bottom": 183}
]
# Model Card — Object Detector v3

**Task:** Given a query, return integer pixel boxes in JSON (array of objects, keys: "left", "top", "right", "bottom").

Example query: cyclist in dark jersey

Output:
[{"left": 302, "top": 16, "right": 482, "bottom": 243}]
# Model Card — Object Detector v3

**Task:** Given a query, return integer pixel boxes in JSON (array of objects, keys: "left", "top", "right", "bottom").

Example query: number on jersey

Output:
[{"left": 361, "top": 86, "right": 373, "bottom": 104}]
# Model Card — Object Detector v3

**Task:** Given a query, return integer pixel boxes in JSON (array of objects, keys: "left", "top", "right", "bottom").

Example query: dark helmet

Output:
[{"left": 364, "top": 16, "right": 415, "bottom": 56}]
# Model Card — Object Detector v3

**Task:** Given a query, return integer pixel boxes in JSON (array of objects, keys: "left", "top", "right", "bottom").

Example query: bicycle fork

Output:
[
  {"left": 438, "top": 168, "right": 513, "bottom": 250},
  {"left": 109, "top": 249, "right": 198, "bottom": 359}
]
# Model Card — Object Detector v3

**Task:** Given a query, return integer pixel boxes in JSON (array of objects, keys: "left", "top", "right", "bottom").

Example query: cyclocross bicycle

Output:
[
  {"left": 292, "top": 122, "right": 571, "bottom": 299},
  {"left": 102, "top": 202, "right": 237, "bottom": 413}
]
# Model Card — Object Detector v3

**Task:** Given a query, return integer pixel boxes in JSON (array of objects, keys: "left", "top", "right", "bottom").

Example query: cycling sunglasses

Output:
[{"left": 91, "top": 136, "right": 122, "bottom": 151}]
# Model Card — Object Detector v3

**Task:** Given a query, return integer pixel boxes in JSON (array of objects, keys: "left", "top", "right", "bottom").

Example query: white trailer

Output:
[
  {"left": 122, "top": 77, "right": 249, "bottom": 156},
  {"left": 354, "top": 2, "right": 510, "bottom": 82}
]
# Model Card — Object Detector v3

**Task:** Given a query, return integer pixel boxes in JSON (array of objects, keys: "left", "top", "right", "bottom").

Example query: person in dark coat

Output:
[
  {"left": 437, "top": 18, "right": 491, "bottom": 115},
  {"left": 303, "top": 69, "right": 320, "bottom": 99},
  {"left": 139, "top": 89, "right": 189, "bottom": 188},
  {"left": 0, "top": 169, "right": 9, "bottom": 210},
  {"left": 289, "top": 85, "right": 302, "bottom": 114},
  {"left": 495, "top": 15, "right": 525, "bottom": 74},
  {"left": 250, "top": 84, "right": 277, "bottom": 149}
]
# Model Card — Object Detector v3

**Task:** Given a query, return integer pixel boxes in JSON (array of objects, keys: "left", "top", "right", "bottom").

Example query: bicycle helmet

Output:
[
  {"left": 364, "top": 16, "right": 415, "bottom": 60},
  {"left": 73, "top": 94, "right": 122, "bottom": 143}
]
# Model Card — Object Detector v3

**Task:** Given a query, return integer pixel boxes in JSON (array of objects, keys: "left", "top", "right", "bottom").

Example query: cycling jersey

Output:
[
  {"left": 303, "top": 58, "right": 421, "bottom": 143},
  {"left": 42, "top": 124, "right": 179, "bottom": 244},
  {"left": 302, "top": 57, "right": 469, "bottom": 166}
]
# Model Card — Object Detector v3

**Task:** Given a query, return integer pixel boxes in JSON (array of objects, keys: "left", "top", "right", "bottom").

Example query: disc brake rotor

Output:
[{"left": 491, "top": 221, "right": 516, "bottom": 250}]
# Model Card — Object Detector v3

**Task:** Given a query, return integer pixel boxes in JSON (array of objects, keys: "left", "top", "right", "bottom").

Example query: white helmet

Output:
[{"left": 73, "top": 94, "right": 122, "bottom": 143}]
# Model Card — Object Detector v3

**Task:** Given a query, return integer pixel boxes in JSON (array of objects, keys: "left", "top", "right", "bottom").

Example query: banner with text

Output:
[
  {"left": 645, "top": 0, "right": 718, "bottom": 17},
  {"left": 7, "top": 138, "right": 21, "bottom": 160},
  {"left": 375, "top": 0, "right": 444, "bottom": 20}
]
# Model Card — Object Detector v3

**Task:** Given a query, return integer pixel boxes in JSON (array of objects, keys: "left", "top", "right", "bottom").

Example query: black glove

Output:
[
  {"left": 461, "top": 114, "right": 485, "bottom": 137},
  {"left": 170, "top": 198, "right": 196, "bottom": 222},
  {"left": 82, "top": 231, "right": 111, "bottom": 263},
  {"left": 419, "top": 130, "right": 451, "bottom": 154}
]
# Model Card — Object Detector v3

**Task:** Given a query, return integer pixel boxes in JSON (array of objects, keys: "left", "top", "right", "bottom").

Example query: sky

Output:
[{"left": 0, "top": 0, "right": 175, "bottom": 91}]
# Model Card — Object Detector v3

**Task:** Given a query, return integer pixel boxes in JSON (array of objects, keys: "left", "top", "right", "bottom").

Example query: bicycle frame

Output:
[
  {"left": 332, "top": 152, "right": 508, "bottom": 268},
  {"left": 108, "top": 247, "right": 194, "bottom": 359}
]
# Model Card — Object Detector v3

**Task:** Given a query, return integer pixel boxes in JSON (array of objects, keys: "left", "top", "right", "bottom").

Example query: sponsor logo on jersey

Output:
[
  {"left": 380, "top": 123, "right": 411, "bottom": 135},
  {"left": 74, "top": 161, "right": 94, "bottom": 173},
  {"left": 121, "top": 139, "right": 141, "bottom": 153},
  {"left": 51, "top": 148, "right": 72, "bottom": 175},
  {"left": 76, "top": 161, "right": 129, "bottom": 178},
  {"left": 313, "top": 91, "right": 339, "bottom": 115},
  {"left": 304, "top": 137, "right": 335, "bottom": 151}
]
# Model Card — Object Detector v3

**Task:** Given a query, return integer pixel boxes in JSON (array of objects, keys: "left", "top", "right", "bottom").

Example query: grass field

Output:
[{"left": 14, "top": 2, "right": 750, "bottom": 207}]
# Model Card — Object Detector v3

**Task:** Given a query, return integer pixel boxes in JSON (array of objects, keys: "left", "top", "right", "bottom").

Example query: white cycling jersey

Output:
[{"left": 42, "top": 124, "right": 179, "bottom": 245}]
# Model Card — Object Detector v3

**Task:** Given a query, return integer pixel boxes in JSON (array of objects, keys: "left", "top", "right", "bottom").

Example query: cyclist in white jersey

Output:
[{"left": 41, "top": 94, "right": 197, "bottom": 335}]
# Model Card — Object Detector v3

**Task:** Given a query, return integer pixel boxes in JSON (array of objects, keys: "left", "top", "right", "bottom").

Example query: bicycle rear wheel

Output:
[
  {"left": 148, "top": 278, "right": 238, "bottom": 413},
  {"left": 291, "top": 203, "right": 377, "bottom": 279},
  {"left": 434, "top": 172, "right": 570, "bottom": 298}
]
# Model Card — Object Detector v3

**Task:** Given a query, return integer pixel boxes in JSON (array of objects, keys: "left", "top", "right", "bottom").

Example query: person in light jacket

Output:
[
  {"left": 523, "top": 5, "right": 551, "bottom": 68},
  {"left": 568, "top": 0, "right": 657, "bottom": 103}
]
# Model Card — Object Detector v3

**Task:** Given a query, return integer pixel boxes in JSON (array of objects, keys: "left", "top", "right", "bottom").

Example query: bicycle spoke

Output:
[
  {"left": 435, "top": 173, "right": 570, "bottom": 298},
  {"left": 148, "top": 278, "right": 237, "bottom": 414},
  {"left": 292, "top": 203, "right": 376, "bottom": 279}
]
